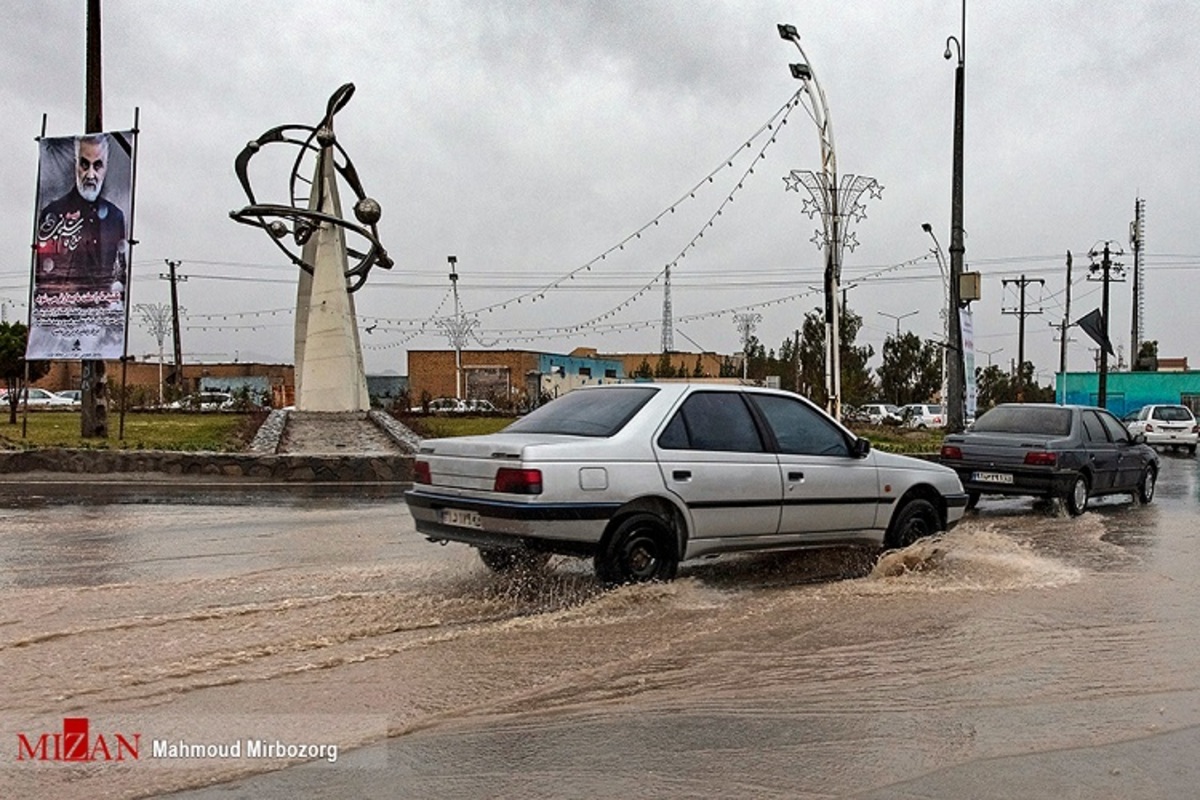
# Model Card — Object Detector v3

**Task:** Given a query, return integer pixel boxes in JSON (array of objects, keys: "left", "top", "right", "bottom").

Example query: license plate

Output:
[
  {"left": 439, "top": 508, "right": 482, "bottom": 529},
  {"left": 972, "top": 471, "right": 1013, "bottom": 484}
]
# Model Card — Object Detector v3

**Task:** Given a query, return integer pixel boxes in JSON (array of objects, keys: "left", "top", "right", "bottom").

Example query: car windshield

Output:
[
  {"left": 972, "top": 406, "right": 1072, "bottom": 436},
  {"left": 503, "top": 386, "right": 658, "bottom": 437},
  {"left": 1152, "top": 406, "right": 1194, "bottom": 422}
]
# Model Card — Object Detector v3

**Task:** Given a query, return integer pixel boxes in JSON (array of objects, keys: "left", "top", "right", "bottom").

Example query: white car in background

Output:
[
  {"left": 0, "top": 387, "right": 77, "bottom": 408},
  {"left": 859, "top": 403, "right": 902, "bottom": 425},
  {"left": 1125, "top": 404, "right": 1198, "bottom": 454},
  {"left": 55, "top": 389, "right": 83, "bottom": 406},
  {"left": 899, "top": 403, "right": 946, "bottom": 429}
]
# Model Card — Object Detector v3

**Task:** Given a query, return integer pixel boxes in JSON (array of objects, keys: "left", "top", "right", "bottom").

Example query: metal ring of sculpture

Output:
[{"left": 229, "top": 83, "right": 392, "bottom": 292}]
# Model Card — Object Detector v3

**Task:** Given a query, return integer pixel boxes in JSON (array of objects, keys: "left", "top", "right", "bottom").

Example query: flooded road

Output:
[{"left": 2, "top": 458, "right": 1199, "bottom": 799}]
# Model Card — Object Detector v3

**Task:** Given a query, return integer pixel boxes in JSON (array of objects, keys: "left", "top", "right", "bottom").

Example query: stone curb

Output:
[{"left": 0, "top": 448, "right": 414, "bottom": 483}]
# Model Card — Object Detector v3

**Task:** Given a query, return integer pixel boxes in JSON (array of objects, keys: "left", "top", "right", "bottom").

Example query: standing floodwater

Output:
[{"left": 1, "top": 461, "right": 1199, "bottom": 799}]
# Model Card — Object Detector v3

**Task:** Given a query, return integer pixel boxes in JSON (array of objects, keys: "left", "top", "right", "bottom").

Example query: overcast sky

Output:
[{"left": 2, "top": 1, "right": 1196, "bottom": 384}]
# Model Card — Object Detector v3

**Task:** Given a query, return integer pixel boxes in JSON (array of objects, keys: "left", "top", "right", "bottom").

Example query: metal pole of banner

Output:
[
  {"left": 22, "top": 114, "right": 49, "bottom": 440},
  {"left": 118, "top": 108, "right": 141, "bottom": 440}
]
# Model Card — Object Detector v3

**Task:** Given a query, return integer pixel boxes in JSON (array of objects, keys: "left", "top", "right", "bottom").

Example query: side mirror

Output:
[{"left": 852, "top": 437, "right": 872, "bottom": 458}]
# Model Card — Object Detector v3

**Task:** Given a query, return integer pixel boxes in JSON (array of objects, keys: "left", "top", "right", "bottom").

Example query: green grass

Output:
[
  {"left": 0, "top": 410, "right": 263, "bottom": 451},
  {"left": 398, "top": 414, "right": 513, "bottom": 439},
  {"left": 847, "top": 424, "right": 944, "bottom": 454}
]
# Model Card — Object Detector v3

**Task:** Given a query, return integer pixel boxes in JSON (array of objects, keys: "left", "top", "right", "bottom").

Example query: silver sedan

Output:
[{"left": 406, "top": 383, "right": 968, "bottom": 584}]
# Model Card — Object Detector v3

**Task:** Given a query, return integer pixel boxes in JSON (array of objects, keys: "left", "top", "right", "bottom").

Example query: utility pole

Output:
[
  {"left": 943, "top": 0, "right": 967, "bottom": 433},
  {"left": 80, "top": 0, "right": 107, "bottom": 438},
  {"left": 449, "top": 255, "right": 462, "bottom": 399},
  {"left": 1001, "top": 274, "right": 1044, "bottom": 402},
  {"left": 1058, "top": 251, "right": 1073, "bottom": 375},
  {"left": 793, "top": 329, "right": 801, "bottom": 394},
  {"left": 160, "top": 260, "right": 187, "bottom": 396},
  {"left": 1130, "top": 198, "right": 1145, "bottom": 365},
  {"left": 1088, "top": 242, "right": 1124, "bottom": 408}
]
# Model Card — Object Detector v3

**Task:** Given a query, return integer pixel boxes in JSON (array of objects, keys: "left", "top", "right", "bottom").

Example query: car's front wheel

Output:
[
  {"left": 595, "top": 513, "right": 679, "bottom": 585},
  {"left": 1064, "top": 473, "right": 1090, "bottom": 516},
  {"left": 477, "top": 547, "right": 551, "bottom": 573},
  {"left": 887, "top": 498, "right": 941, "bottom": 548},
  {"left": 1137, "top": 466, "right": 1157, "bottom": 504}
]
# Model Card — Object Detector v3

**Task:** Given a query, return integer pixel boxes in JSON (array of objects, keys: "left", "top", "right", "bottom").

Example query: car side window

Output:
[
  {"left": 1081, "top": 411, "right": 1109, "bottom": 443},
  {"left": 657, "top": 392, "right": 765, "bottom": 453},
  {"left": 1098, "top": 411, "right": 1130, "bottom": 444},
  {"left": 749, "top": 394, "right": 849, "bottom": 456}
]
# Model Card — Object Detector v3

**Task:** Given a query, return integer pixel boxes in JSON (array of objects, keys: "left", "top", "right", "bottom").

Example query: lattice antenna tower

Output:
[
  {"left": 660, "top": 266, "right": 674, "bottom": 353},
  {"left": 1130, "top": 198, "right": 1146, "bottom": 358}
]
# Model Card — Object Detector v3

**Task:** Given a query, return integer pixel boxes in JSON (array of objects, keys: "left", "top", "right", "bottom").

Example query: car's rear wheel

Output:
[
  {"left": 1137, "top": 466, "right": 1156, "bottom": 504},
  {"left": 1064, "top": 473, "right": 1090, "bottom": 516},
  {"left": 595, "top": 513, "right": 679, "bottom": 585},
  {"left": 965, "top": 491, "right": 981, "bottom": 511},
  {"left": 477, "top": 547, "right": 550, "bottom": 573},
  {"left": 887, "top": 498, "right": 941, "bottom": 548},
  {"left": 1189, "top": 444, "right": 1197, "bottom": 456}
]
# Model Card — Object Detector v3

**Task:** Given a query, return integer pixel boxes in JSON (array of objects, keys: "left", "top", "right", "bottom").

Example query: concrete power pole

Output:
[
  {"left": 160, "top": 260, "right": 187, "bottom": 395},
  {"left": 1001, "top": 274, "right": 1044, "bottom": 402},
  {"left": 1058, "top": 251, "right": 1073, "bottom": 375},
  {"left": 1088, "top": 242, "right": 1125, "bottom": 409},
  {"left": 80, "top": 0, "right": 108, "bottom": 438}
]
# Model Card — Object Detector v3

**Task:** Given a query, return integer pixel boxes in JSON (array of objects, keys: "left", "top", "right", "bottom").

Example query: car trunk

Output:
[
  {"left": 418, "top": 434, "right": 586, "bottom": 493},
  {"left": 950, "top": 432, "right": 1070, "bottom": 468}
]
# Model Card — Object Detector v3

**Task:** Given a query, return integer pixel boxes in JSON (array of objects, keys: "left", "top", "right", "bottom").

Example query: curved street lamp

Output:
[
  {"left": 922, "top": 222, "right": 951, "bottom": 405},
  {"left": 942, "top": 1, "right": 968, "bottom": 431},
  {"left": 778, "top": 23, "right": 882, "bottom": 421}
]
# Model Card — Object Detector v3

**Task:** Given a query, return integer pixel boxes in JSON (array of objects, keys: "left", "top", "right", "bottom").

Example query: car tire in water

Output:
[
  {"left": 1064, "top": 473, "right": 1090, "bottom": 516},
  {"left": 595, "top": 513, "right": 679, "bottom": 585},
  {"left": 477, "top": 547, "right": 550, "bottom": 573},
  {"left": 1137, "top": 466, "right": 1156, "bottom": 505},
  {"left": 887, "top": 498, "right": 941, "bottom": 549}
]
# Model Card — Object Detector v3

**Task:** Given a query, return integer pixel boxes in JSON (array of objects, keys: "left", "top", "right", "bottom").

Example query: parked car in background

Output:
[
  {"left": 0, "top": 387, "right": 77, "bottom": 408},
  {"left": 167, "top": 392, "right": 234, "bottom": 411},
  {"left": 859, "top": 403, "right": 903, "bottom": 425},
  {"left": 55, "top": 389, "right": 82, "bottom": 406},
  {"left": 939, "top": 403, "right": 1159, "bottom": 515},
  {"left": 1124, "top": 404, "right": 1198, "bottom": 454},
  {"left": 407, "top": 383, "right": 968, "bottom": 585},
  {"left": 410, "top": 397, "right": 499, "bottom": 414},
  {"left": 899, "top": 403, "right": 945, "bottom": 429}
]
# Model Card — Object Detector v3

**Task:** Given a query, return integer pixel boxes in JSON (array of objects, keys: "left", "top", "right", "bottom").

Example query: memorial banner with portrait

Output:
[{"left": 27, "top": 129, "right": 135, "bottom": 360}]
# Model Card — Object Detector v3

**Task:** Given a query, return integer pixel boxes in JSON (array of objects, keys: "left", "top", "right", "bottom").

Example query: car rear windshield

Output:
[
  {"left": 503, "top": 386, "right": 659, "bottom": 437},
  {"left": 972, "top": 406, "right": 1072, "bottom": 436},
  {"left": 1151, "top": 406, "right": 1194, "bottom": 422}
]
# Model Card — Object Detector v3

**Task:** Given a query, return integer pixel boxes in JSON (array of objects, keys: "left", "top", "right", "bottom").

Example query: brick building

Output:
[{"left": 405, "top": 347, "right": 734, "bottom": 409}]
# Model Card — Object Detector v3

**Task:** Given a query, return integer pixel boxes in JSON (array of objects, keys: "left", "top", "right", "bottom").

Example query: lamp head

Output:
[
  {"left": 777, "top": 23, "right": 798, "bottom": 40},
  {"left": 789, "top": 63, "right": 812, "bottom": 80},
  {"left": 921, "top": 222, "right": 933, "bottom": 233}
]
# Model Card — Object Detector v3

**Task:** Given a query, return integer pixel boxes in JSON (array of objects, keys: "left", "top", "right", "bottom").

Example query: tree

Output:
[
  {"left": 0, "top": 322, "right": 50, "bottom": 424},
  {"left": 976, "top": 362, "right": 1055, "bottom": 409},
  {"left": 654, "top": 352, "right": 678, "bottom": 378},
  {"left": 1134, "top": 340, "right": 1159, "bottom": 371},
  {"left": 692, "top": 356, "right": 705, "bottom": 378},
  {"left": 788, "top": 306, "right": 875, "bottom": 407},
  {"left": 877, "top": 331, "right": 942, "bottom": 405},
  {"left": 633, "top": 358, "right": 653, "bottom": 379}
]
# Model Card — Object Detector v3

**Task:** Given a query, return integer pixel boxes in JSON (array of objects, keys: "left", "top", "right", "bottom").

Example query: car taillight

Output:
[
  {"left": 1144, "top": 423, "right": 1155, "bottom": 432},
  {"left": 934, "top": 416, "right": 943, "bottom": 424},
  {"left": 1024, "top": 451, "right": 1057, "bottom": 466},
  {"left": 940, "top": 445, "right": 963, "bottom": 459},
  {"left": 494, "top": 467, "right": 543, "bottom": 495},
  {"left": 1193, "top": 425, "right": 1199, "bottom": 435},
  {"left": 413, "top": 460, "right": 432, "bottom": 484}
]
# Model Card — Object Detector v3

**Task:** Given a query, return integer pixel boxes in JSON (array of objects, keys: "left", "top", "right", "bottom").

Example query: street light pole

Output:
[
  {"left": 778, "top": 24, "right": 882, "bottom": 421},
  {"left": 877, "top": 309, "right": 919, "bottom": 338},
  {"left": 942, "top": 0, "right": 968, "bottom": 433}
]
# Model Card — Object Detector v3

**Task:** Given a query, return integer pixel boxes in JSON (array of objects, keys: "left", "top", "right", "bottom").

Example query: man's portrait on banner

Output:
[{"left": 27, "top": 130, "right": 134, "bottom": 360}]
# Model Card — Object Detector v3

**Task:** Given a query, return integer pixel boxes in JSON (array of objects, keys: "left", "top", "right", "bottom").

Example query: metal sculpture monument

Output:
[{"left": 231, "top": 83, "right": 392, "bottom": 411}]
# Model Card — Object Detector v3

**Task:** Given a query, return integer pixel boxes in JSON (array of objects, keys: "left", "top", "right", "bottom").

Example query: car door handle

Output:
[
  {"left": 788, "top": 471, "right": 804, "bottom": 482},
  {"left": 672, "top": 470, "right": 692, "bottom": 482}
]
